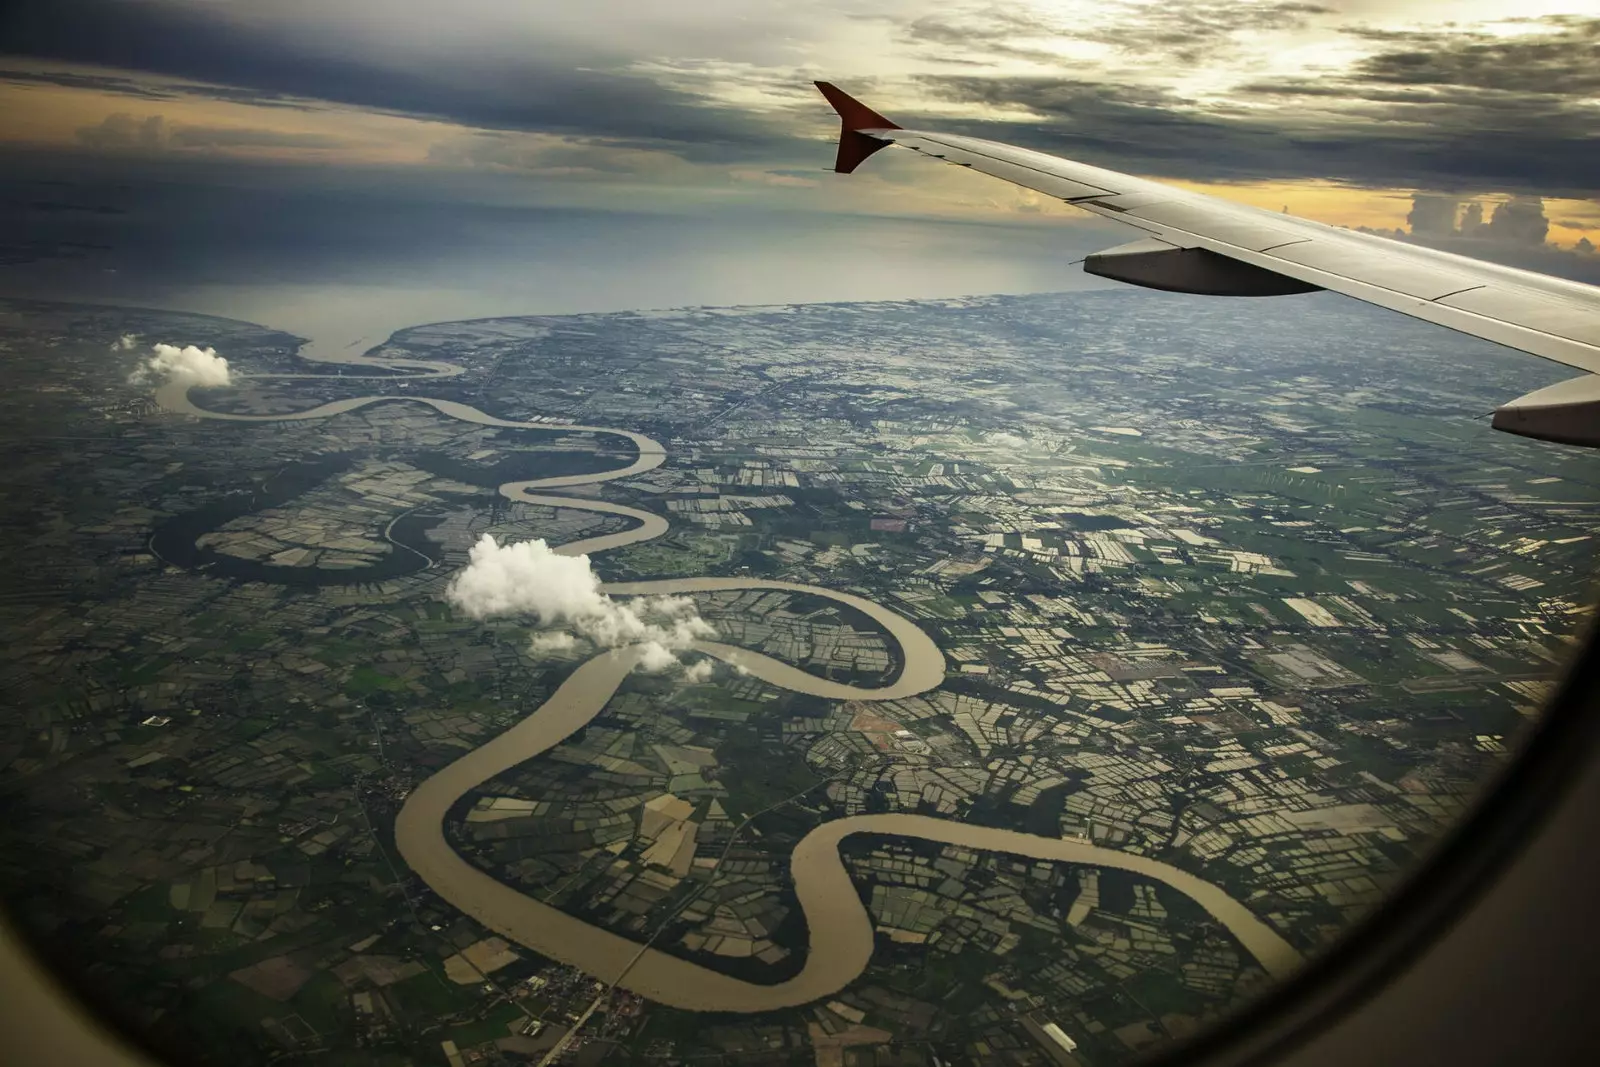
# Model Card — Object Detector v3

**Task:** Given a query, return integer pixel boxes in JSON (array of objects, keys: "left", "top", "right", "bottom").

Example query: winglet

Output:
[{"left": 814, "top": 81, "right": 900, "bottom": 174}]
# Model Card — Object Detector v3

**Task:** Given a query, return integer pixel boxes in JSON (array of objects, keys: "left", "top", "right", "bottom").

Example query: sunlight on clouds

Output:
[
  {"left": 1, "top": 3, "right": 1593, "bottom": 243},
  {"left": 0, "top": 63, "right": 460, "bottom": 165},
  {"left": 1545, "top": 199, "right": 1600, "bottom": 252}
]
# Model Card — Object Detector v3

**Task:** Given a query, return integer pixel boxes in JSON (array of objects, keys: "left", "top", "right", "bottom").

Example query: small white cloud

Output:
[
  {"left": 128, "top": 342, "right": 232, "bottom": 387},
  {"left": 110, "top": 333, "right": 138, "bottom": 352},
  {"left": 527, "top": 631, "right": 578, "bottom": 656},
  {"left": 680, "top": 658, "right": 715, "bottom": 684},
  {"left": 447, "top": 535, "right": 714, "bottom": 672},
  {"left": 635, "top": 641, "right": 680, "bottom": 674},
  {"left": 78, "top": 112, "right": 168, "bottom": 152}
]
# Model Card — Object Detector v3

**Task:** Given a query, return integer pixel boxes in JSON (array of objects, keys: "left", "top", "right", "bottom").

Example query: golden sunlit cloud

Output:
[
  {"left": 1, "top": 0, "right": 1596, "bottom": 255},
  {"left": 0, "top": 68, "right": 459, "bottom": 166}
]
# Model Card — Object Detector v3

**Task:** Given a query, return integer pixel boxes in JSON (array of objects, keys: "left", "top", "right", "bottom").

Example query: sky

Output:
[{"left": 1, "top": 0, "right": 1597, "bottom": 282}]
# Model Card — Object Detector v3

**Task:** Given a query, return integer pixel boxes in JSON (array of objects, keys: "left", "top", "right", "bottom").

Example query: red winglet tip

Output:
[
  {"left": 814, "top": 81, "right": 899, "bottom": 174},
  {"left": 814, "top": 81, "right": 900, "bottom": 132}
]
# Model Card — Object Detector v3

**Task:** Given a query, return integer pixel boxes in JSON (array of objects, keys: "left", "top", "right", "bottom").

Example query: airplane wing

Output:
[{"left": 814, "top": 81, "right": 1600, "bottom": 448}]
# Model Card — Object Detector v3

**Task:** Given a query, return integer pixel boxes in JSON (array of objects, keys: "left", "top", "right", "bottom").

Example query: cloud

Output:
[
  {"left": 869, "top": 12, "right": 1598, "bottom": 198},
  {"left": 0, "top": 64, "right": 319, "bottom": 110},
  {"left": 914, "top": 52, "right": 1599, "bottom": 198},
  {"left": 170, "top": 125, "right": 347, "bottom": 150},
  {"left": 1400, "top": 193, "right": 1552, "bottom": 247},
  {"left": 680, "top": 658, "right": 715, "bottom": 684},
  {"left": 127, "top": 342, "right": 232, "bottom": 387},
  {"left": 729, "top": 168, "right": 820, "bottom": 188},
  {"left": 527, "top": 631, "right": 578, "bottom": 656},
  {"left": 1406, "top": 194, "right": 1458, "bottom": 237},
  {"left": 0, "top": 0, "right": 794, "bottom": 163},
  {"left": 446, "top": 535, "right": 715, "bottom": 672},
  {"left": 75, "top": 111, "right": 346, "bottom": 153},
  {"left": 1480, "top": 198, "right": 1551, "bottom": 247},
  {"left": 635, "top": 642, "right": 680, "bottom": 674},
  {"left": 110, "top": 333, "right": 138, "bottom": 351},
  {"left": 1365, "top": 194, "right": 1600, "bottom": 284},
  {"left": 896, "top": 1, "right": 1333, "bottom": 68},
  {"left": 426, "top": 131, "right": 693, "bottom": 179},
  {"left": 1341, "top": 15, "right": 1600, "bottom": 97},
  {"left": 6, "top": 1, "right": 1595, "bottom": 222},
  {"left": 1094, "top": 0, "right": 1333, "bottom": 62},
  {"left": 0, "top": 67, "right": 179, "bottom": 100},
  {"left": 892, "top": 7, "right": 1066, "bottom": 64},
  {"left": 77, "top": 112, "right": 169, "bottom": 151}
]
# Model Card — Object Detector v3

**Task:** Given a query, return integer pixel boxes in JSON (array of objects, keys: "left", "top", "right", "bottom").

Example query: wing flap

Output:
[
  {"left": 1120, "top": 200, "right": 1308, "bottom": 253},
  {"left": 1258, "top": 238, "right": 1490, "bottom": 301},
  {"left": 1437, "top": 287, "right": 1600, "bottom": 349},
  {"left": 1224, "top": 246, "right": 1600, "bottom": 372}
]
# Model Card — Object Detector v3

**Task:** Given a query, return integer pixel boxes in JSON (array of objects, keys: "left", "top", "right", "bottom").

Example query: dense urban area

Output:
[{"left": 0, "top": 289, "right": 1595, "bottom": 1067}]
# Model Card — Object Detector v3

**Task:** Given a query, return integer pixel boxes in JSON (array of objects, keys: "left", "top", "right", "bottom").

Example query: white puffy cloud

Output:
[
  {"left": 110, "top": 333, "right": 138, "bottom": 351},
  {"left": 680, "top": 657, "right": 716, "bottom": 684},
  {"left": 127, "top": 342, "right": 232, "bottom": 387},
  {"left": 635, "top": 641, "right": 682, "bottom": 674},
  {"left": 446, "top": 534, "right": 715, "bottom": 672},
  {"left": 527, "top": 631, "right": 578, "bottom": 656}
]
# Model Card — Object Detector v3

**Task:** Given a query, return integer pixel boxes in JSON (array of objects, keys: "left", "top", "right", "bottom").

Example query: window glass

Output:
[{"left": 0, "top": 4, "right": 1595, "bottom": 1066}]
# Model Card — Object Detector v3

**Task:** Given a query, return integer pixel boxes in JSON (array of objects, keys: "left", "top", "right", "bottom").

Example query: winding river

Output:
[{"left": 151, "top": 339, "right": 1304, "bottom": 1012}]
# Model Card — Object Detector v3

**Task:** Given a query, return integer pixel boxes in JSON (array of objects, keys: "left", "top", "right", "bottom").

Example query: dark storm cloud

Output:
[
  {"left": 5, "top": 1, "right": 1595, "bottom": 204},
  {"left": 1382, "top": 195, "right": 1600, "bottom": 284},
  {"left": 913, "top": 15, "right": 1600, "bottom": 198},
  {"left": 896, "top": 9, "right": 1065, "bottom": 63},
  {"left": 0, "top": 0, "right": 792, "bottom": 162},
  {"left": 1069, "top": 0, "right": 1333, "bottom": 66},
  {"left": 906, "top": 76, "right": 1305, "bottom": 179},
  {"left": 1407, "top": 194, "right": 1459, "bottom": 237},
  {"left": 1226, "top": 15, "right": 1600, "bottom": 195},
  {"left": 1399, "top": 194, "right": 1554, "bottom": 247},
  {"left": 0, "top": 65, "right": 321, "bottom": 110},
  {"left": 0, "top": 67, "right": 178, "bottom": 100},
  {"left": 1239, "top": 16, "right": 1600, "bottom": 110},
  {"left": 896, "top": 2, "right": 1332, "bottom": 67},
  {"left": 1342, "top": 15, "right": 1600, "bottom": 96}
]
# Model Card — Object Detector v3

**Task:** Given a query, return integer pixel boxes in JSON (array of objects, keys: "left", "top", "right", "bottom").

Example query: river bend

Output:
[{"left": 150, "top": 340, "right": 1303, "bottom": 1011}]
